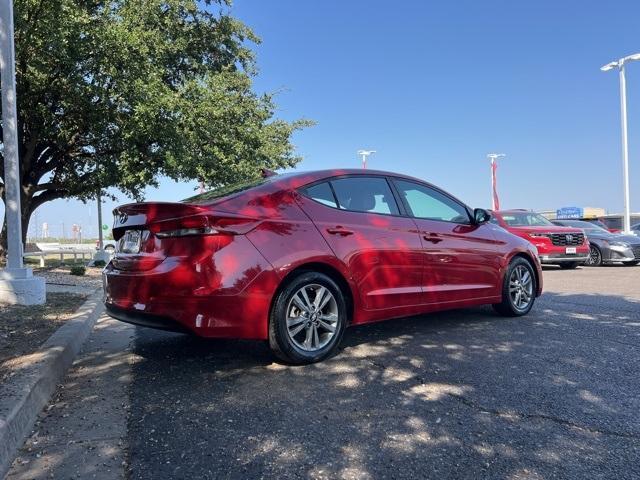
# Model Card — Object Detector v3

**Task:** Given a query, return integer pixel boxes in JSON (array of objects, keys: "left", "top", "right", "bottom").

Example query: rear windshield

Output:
[{"left": 182, "top": 177, "right": 268, "bottom": 203}]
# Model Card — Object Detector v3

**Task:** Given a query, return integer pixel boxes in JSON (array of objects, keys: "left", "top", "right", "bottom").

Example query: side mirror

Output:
[{"left": 473, "top": 208, "right": 491, "bottom": 224}]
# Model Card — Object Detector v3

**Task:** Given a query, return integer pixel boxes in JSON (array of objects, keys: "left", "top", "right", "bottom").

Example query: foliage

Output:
[
  {"left": 0, "top": 0, "right": 312, "bottom": 253},
  {"left": 93, "top": 260, "right": 107, "bottom": 267},
  {"left": 69, "top": 265, "right": 86, "bottom": 276}
]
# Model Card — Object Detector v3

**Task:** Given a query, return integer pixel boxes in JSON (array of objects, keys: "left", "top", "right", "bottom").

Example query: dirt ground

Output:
[{"left": 0, "top": 292, "right": 89, "bottom": 384}]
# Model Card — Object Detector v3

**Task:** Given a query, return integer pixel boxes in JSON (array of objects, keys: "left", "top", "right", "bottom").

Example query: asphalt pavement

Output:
[
  {"left": 8, "top": 265, "right": 640, "bottom": 479},
  {"left": 126, "top": 266, "right": 640, "bottom": 480}
]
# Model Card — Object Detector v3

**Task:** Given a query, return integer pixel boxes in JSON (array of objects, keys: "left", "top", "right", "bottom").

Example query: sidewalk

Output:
[{"left": 6, "top": 316, "right": 136, "bottom": 480}]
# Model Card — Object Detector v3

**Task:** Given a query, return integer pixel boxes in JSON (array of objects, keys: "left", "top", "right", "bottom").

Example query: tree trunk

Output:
[{"left": 0, "top": 197, "right": 34, "bottom": 261}]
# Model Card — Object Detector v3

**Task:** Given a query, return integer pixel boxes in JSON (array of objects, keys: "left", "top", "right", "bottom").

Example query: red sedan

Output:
[{"left": 104, "top": 169, "right": 542, "bottom": 363}]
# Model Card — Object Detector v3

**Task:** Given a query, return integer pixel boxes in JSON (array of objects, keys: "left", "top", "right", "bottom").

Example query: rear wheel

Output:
[
  {"left": 269, "top": 272, "right": 347, "bottom": 364},
  {"left": 493, "top": 257, "right": 537, "bottom": 317},
  {"left": 559, "top": 262, "right": 579, "bottom": 270},
  {"left": 586, "top": 245, "right": 602, "bottom": 266},
  {"left": 623, "top": 261, "right": 639, "bottom": 266}
]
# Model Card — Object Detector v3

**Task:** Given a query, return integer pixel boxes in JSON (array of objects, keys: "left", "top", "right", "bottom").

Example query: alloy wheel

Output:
[
  {"left": 509, "top": 264, "right": 533, "bottom": 311},
  {"left": 286, "top": 284, "right": 339, "bottom": 352},
  {"left": 587, "top": 246, "right": 601, "bottom": 266}
]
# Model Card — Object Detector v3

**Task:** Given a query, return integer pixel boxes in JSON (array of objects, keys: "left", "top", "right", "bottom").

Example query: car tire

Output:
[
  {"left": 622, "top": 261, "right": 639, "bottom": 266},
  {"left": 104, "top": 244, "right": 115, "bottom": 254},
  {"left": 586, "top": 245, "right": 602, "bottom": 266},
  {"left": 493, "top": 257, "right": 537, "bottom": 317},
  {"left": 559, "top": 262, "right": 579, "bottom": 270},
  {"left": 269, "top": 272, "right": 347, "bottom": 364}
]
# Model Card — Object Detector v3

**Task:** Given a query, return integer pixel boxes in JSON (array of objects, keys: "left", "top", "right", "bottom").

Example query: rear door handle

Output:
[{"left": 327, "top": 226, "right": 354, "bottom": 236}]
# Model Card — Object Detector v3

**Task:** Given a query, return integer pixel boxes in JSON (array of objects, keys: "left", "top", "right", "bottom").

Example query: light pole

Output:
[
  {"left": 487, "top": 153, "right": 506, "bottom": 211},
  {"left": 601, "top": 53, "right": 640, "bottom": 234},
  {"left": 0, "top": 0, "right": 45, "bottom": 304},
  {"left": 357, "top": 149, "right": 376, "bottom": 169}
]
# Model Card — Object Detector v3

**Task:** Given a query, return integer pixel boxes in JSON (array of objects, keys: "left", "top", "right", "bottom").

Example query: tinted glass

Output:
[
  {"left": 330, "top": 177, "right": 399, "bottom": 215},
  {"left": 183, "top": 177, "right": 268, "bottom": 203},
  {"left": 394, "top": 180, "right": 470, "bottom": 223},
  {"left": 303, "top": 182, "right": 338, "bottom": 208},
  {"left": 500, "top": 212, "right": 554, "bottom": 226}
]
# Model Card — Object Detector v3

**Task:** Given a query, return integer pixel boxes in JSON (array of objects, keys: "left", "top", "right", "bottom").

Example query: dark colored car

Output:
[
  {"left": 490, "top": 210, "right": 589, "bottom": 269},
  {"left": 552, "top": 220, "right": 640, "bottom": 266},
  {"left": 632, "top": 223, "right": 640, "bottom": 237},
  {"left": 103, "top": 169, "right": 542, "bottom": 364}
]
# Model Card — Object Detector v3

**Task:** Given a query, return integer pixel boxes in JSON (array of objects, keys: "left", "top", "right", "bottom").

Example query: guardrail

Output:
[{"left": 23, "top": 248, "right": 95, "bottom": 267}]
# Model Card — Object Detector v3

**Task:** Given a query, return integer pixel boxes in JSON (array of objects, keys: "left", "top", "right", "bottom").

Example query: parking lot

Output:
[
  {"left": 9, "top": 265, "right": 640, "bottom": 480},
  {"left": 120, "top": 266, "right": 639, "bottom": 479}
]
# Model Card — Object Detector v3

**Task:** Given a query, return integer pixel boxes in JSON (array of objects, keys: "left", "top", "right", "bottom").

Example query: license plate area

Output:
[
  {"left": 565, "top": 247, "right": 577, "bottom": 254},
  {"left": 119, "top": 230, "right": 142, "bottom": 254}
]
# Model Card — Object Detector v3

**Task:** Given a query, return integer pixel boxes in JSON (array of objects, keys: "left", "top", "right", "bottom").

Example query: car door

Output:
[
  {"left": 296, "top": 176, "right": 424, "bottom": 311},
  {"left": 391, "top": 178, "right": 501, "bottom": 304}
]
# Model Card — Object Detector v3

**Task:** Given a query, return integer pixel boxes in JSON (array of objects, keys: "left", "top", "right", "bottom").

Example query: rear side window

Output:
[
  {"left": 330, "top": 177, "right": 399, "bottom": 215},
  {"left": 303, "top": 182, "right": 338, "bottom": 208}
]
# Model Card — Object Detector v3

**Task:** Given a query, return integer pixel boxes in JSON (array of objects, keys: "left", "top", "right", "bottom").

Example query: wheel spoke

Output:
[
  {"left": 317, "top": 318, "right": 336, "bottom": 332},
  {"left": 292, "top": 293, "right": 310, "bottom": 313},
  {"left": 289, "top": 322, "right": 306, "bottom": 337},
  {"left": 303, "top": 325, "right": 313, "bottom": 349},
  {"left": 299, "top": 288, "right": 314, "bottom": 311},
  {"left": 287, "top": 316, "right": 306, "bottom": 327},
  {"left": 312, "top": 324, "right": 320, "bottom": 349}
]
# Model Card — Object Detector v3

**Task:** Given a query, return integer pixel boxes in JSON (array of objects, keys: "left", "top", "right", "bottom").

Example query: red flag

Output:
[{"left": 492, "top": 160, "right": 500, "bottom": 210}]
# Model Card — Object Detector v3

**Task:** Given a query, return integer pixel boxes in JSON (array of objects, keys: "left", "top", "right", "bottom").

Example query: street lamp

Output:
[
  {"left": 487, "top": 153, "right": 506, "bottom": 210},
  {"left": 601, "top": 53, "right": 640, "bottom": 234},
  {"left": 0, "top": 0, "right": 45, "bottom": 304},
  {"left": 357, "top": 150, "right": 376, "bottom": 169}
]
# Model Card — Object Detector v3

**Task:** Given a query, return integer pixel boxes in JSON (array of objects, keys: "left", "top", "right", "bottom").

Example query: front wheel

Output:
[
  {"left": 269, "top": 272, "right": 347, "bottom": 364},
  {"left": 493, "top": 257, "right": 537, "bottom": 317},
  {"left": 585, "top": 245, "right": 602, "bottom": 266},
  {"left": 559, "top": 262, "right": 579, "bottom": 270},
  {"left": 622, "top": 261, "right": 639, "bottom": 266}
]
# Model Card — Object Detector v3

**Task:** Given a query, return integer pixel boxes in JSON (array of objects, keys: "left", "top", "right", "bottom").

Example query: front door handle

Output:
[
  {"left": 423, "top": 234, "right": 443, "bottom": 244},
  {"left": 327, "top": 226, "right": 354, "bottom": 236}
]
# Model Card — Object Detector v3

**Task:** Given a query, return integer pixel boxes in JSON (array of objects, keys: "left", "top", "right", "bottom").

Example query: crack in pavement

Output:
[{"left": 447, "top": 393, "right": 640, "bottom": 440}]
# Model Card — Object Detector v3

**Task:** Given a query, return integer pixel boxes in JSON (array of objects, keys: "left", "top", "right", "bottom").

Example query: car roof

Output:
[{"left": 268, "top": 168, "right": 430, "bottom": 190}]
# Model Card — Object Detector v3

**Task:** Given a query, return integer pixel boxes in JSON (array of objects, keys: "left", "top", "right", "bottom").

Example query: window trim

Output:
[
  {"left": 298, "top": 174, "right": 407, "bottom": 218},
  {"left": 390, "top": 177, "right": 473, "bottom": 225}
]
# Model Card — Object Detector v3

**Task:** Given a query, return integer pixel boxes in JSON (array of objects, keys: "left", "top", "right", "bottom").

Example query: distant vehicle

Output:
[
  {"left": 584, "top": 219, "right": 620, "bottom": 233},
  {"left": 491, "top": 210, "right": 589, "bottom": 269},
  {"left": 552, "top": 220, "right": 640, "bottom": 266},
  {"left": 95, "top": 239, "right": 116, "bottom": 253},
  {"left": 103, "top": 169, "right": 542, "bottom": 364},
  {"left": 633, "top": 223, "right": 640, "bottom": 236}
]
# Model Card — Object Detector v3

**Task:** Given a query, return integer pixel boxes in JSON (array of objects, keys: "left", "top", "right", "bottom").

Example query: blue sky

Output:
[{"left": 11, "top": 0, "right": 640, "bottom": 239}]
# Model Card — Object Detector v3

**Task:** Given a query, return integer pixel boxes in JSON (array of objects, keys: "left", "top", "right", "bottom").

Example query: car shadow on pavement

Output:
[{"left": 125, "top": 292, "right": 640, "bottom": 480}]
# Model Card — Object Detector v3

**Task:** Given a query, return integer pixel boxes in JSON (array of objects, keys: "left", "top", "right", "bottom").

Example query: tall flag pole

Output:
[{"left": 487, "top": 153, "right": 506, "bottom": 210}]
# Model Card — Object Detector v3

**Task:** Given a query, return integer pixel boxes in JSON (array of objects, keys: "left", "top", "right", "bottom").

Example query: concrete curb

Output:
[{"left": 0, "top": 290, "right": 104, "bottom": 478}]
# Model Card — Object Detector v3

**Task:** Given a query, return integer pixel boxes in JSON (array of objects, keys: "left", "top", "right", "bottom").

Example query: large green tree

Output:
[{"left": 0, "top": 0, "right": 311, "bottom": 254}]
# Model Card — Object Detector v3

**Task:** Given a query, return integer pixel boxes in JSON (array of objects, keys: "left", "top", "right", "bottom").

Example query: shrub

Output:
[
  {"left": 70, "top": 265, "right": 86, "bottom": 276},
  {"left": 93, "top": 260, "right": 106, "bottom": 267}
]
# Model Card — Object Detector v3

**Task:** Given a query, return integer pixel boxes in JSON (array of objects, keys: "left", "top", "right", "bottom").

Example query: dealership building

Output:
[{"left": 540, "top": 207, "right": 640, "bottom": 230}]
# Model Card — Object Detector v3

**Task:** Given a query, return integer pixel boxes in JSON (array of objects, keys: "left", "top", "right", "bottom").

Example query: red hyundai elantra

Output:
[{"left": 104, "top": 169, "right": 542, "bottom": 363}]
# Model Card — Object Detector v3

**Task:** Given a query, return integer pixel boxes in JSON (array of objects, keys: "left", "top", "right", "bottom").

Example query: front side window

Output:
[
  {"left": 330, "top": 177, "right": 399, "bottom": 215},
  {"left": 394, "top": 180, "right": 470, "bottom": 223}
]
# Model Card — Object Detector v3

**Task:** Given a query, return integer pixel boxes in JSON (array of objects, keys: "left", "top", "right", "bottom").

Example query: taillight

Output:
[
  {"left": 148, "top": 214, "right": 259, "bottom": 238},
  {"left": 155, "top": 226, "right": 218, "bottom": 238}
]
